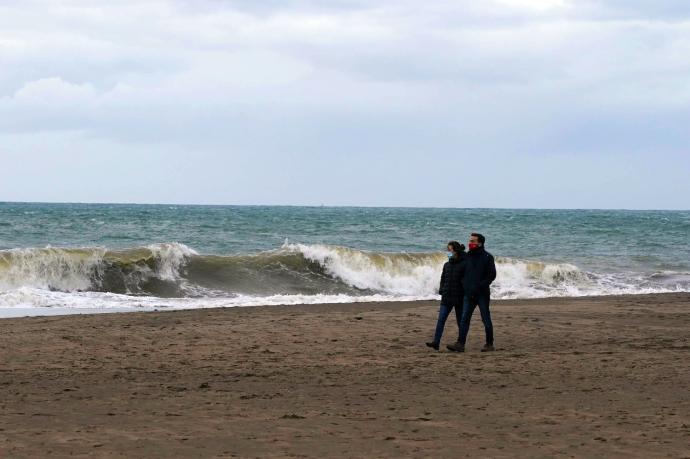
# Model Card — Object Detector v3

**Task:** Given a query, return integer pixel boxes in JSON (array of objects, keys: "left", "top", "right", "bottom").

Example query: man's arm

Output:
[{"left": 478, "top": 254, "right": 496, "bottom": 291}]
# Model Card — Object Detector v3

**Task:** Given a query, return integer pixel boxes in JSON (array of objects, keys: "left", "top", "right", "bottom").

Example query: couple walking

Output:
[{"left": 427, "top": 232, "right": 497, "bottom": 352}]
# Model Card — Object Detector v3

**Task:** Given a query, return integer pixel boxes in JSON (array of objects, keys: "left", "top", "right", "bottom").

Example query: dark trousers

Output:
[
  {"left": 432, "top": 303, "right": 461, "bottom": 344},
  {"left": 459, "top": 294, "right": 494, "bottom": 346}
]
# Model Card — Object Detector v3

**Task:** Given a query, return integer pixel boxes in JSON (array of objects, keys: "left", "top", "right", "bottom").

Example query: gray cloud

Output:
[{"left": 0, "top": 0, "right": 688, "bottom": 208}]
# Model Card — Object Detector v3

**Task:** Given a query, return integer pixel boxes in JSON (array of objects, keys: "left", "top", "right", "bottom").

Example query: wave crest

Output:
[
  {"left": 1, "top": 243, "right": 689, "bottom": 309},
  {"left": 0, "top": 243, "right": 198, "bottom": 296},
  {"left": 0, "top": 246, "right": 106, "bottom": 292},
  {"left": 284, "top": 242, "right": 444, "bottom": 295}
]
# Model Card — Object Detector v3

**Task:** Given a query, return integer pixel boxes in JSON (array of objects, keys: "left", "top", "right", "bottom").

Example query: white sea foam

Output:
[
  {"left": 0, "top": 287, "right": 430, "bottom": 317},
  {"left": 146, "top": 242, "right": 198, "bottom": 281},
  {"left": 284, "top": 243, "right": 689, "bottom": 299},
  {"left": 0, "top": 246, "right": 106, "bottom": 291},
  {"left": 0, "top": 242, "right": 198, "bottom": 294},
  {"left": 284, "top": 242, "right": 443, "bottom": 295}
]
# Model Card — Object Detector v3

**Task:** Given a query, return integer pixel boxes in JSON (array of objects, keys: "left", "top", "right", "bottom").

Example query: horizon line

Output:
[{"left": 0, "top": 200, "right": 687, "bottom": 212}]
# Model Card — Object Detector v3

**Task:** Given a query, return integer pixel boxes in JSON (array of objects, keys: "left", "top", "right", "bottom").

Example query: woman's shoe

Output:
[
  {"left": 425, "top": 341, "right": 439, "bottom": 350},
  {"left": 446, "top": 342, "right": 465, "bottom": 352}
]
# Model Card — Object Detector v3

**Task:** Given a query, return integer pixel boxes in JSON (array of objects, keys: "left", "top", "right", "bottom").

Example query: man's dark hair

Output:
[
  {"left": 448, "top": 241, "right": 465, "bottom": 253},
  {"left": 471, "top": 233, "right": 486, "bottom": 245}
]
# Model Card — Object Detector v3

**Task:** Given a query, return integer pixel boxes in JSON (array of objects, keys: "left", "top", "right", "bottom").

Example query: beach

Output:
[{"left": 1, "top": 293, "right": 688, "bottom": 458}]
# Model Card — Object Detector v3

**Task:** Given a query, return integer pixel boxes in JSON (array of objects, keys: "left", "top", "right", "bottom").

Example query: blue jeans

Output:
[
  {"left": 459, "top": 294, "right": 494, "bottom": 346},
  {"left": 433, "top": 303, "right": 462, "bottom": 344}
]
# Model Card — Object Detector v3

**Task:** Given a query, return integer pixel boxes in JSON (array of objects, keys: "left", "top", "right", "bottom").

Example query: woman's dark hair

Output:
[{"left": 447, "top": 241, "right": 465, "bottom": 253}]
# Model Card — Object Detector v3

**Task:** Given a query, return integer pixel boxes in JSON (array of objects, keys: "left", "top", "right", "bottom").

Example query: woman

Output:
[{"left": 426, "top": 240, "right": 466, "bottom": 350}]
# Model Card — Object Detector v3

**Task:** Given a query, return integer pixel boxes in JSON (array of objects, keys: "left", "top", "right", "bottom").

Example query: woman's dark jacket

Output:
[{"left": 439, "top": 252, "right": 466, "bottom": 306}]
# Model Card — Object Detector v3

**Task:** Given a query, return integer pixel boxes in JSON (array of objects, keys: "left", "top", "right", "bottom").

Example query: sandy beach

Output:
[{"left": 1, "top": 293, "right": 689, "bottom": 458}]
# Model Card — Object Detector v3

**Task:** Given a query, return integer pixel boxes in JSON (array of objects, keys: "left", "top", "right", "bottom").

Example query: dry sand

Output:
[{"left": 1, "top": 293, "right": 689, "bottom": 458}]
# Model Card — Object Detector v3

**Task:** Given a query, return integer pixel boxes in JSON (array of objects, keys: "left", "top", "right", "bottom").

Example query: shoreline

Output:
[
  {"left": 2, "top": 291, "right": 689, "bottom": 320},
  {"left": 1, "top": 292, "right": 688, "bottom": 457}
]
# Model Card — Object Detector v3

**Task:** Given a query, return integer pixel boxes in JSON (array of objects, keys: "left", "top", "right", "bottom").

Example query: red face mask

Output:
[{"left": 468, "top": 243, "right": 479, "bottom": 251}]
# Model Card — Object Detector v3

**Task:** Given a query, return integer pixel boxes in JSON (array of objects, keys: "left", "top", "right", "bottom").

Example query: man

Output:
[
  {"left": 426, "top": 241, "right": 466, "bottom": 350},
  {"left": 447, "top": 233, "right": 496, "bottom": 353}
]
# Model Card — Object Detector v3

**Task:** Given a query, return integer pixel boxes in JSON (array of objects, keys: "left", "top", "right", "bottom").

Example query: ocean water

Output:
[{"left": 0, "top": 202, "right": 688, "bottom": 316}]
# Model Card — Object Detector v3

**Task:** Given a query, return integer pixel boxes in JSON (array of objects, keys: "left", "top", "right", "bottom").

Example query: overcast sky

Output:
[{"left": 1, "top": 0, "right": 688, "bottom": 209}]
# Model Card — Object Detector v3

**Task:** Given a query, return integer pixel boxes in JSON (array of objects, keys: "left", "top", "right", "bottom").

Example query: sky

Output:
[{"left": 0, "top": 0, "right": 689, "bottom": 209}]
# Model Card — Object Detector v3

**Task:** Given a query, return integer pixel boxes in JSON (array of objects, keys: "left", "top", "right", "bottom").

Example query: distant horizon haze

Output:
[{"left": 0, "top": 200, "right": 688, "bottom": 212}]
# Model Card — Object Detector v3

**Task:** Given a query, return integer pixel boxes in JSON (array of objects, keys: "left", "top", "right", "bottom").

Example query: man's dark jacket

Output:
[
  {"left": 439, "top": 252, "right": 466, "bottom": 305},
  {"left": 463, "top": 247, "right": 496, "bottom": 299}
]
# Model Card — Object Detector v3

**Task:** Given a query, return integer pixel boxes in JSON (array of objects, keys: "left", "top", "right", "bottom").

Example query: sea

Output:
[{"left": 0, "top": 202, "right": 688, "bottom": 317}]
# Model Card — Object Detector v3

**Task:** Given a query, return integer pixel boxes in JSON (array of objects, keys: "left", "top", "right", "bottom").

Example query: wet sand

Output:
[{"left": 1, "top": 293, "right": 689, "bottom": 458}]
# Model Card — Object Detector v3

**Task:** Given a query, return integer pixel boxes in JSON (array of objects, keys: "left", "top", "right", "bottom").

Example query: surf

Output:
[{"left": 1, "top": 242, "right": 689, "bottom": 310}]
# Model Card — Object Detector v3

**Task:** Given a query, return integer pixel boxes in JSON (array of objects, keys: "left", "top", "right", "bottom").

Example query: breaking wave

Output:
[{"left": 1, "top": 242, "right": 688, "bottom": 311}]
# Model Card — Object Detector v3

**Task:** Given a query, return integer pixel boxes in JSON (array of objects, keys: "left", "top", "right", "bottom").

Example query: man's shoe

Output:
[
  {"left": 425, "top": 341, "right": 439, "bottom": 351},
  {"left": 481, "top": 344, "right": 495, "bottom": 352},
  {"left": 446, "top": 342, "right": 465, "bottom": 352}
]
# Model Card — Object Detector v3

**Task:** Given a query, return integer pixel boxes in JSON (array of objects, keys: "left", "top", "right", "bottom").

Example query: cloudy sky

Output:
[{"left": 1, "top": 0, "right": 688, "bottom": 209}]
